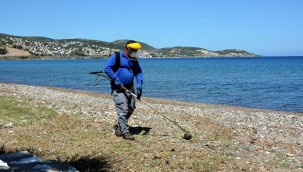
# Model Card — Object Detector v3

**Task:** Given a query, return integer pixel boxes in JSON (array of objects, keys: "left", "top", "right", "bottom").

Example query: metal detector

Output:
[{"left": 89, "top": 71, "right": 192, "bottom": 140}]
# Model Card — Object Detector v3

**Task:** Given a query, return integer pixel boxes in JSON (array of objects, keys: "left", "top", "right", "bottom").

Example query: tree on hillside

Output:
[
  {"left": 70, "top": 49, "right": 85, "bottom": 56},
  {"left": 0, "top": 47, "right": 7, "bottom": 55},
  {"left": 0, "top": 39, "right": 7, "bottom": 54}
]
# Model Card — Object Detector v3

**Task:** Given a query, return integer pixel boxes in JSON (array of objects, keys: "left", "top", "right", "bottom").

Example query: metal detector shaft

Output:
[{"left": 122, "top": 86, "right": 189, "bottom": 133}]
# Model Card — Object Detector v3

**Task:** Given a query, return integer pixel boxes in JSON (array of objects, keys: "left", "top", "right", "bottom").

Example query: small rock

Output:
[
  {"left": 4, "top": 122, "right": 14, "bottom": 128},
  {"left": 253, "top": 127, "right": 258, "bottom": 134},
  {"left": 161, "top": 132, "right": 170, "bottom": 136},
  {"left": 153, "top": 155, "right": 161, "bottom": 159}
]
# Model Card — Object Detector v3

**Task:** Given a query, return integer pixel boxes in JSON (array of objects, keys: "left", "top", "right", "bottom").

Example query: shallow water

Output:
[{"left": 0, "top": 56, "right": 302, "bottom": 112}]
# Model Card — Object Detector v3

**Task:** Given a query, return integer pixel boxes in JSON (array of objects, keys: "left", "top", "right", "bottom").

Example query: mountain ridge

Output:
[{"left": 0, "top": 33, "right": 260, "bottom": 58}]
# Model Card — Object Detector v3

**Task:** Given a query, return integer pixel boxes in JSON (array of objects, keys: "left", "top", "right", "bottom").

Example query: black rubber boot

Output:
[{"left": 113, "top": 124, "right": 122, "bottom": 137}]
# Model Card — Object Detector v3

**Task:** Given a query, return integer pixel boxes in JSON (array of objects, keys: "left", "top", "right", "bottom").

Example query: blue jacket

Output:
[{"left": 104, "top": 50, "right": 143, "bottom": 88}]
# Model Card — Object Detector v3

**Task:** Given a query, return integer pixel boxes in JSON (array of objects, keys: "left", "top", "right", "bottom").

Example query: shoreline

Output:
[
  {"left": 0, "top": 81, "right": 301, "bottom": 114},
  {"left": 1, "top": 82, "right": 302, "bottom": 117},
  {"left": 1, "top": 82, "right": 303, "bottom": 170},
  {"left": 1, "top": 82, "right": 302, "bottom": 140}
]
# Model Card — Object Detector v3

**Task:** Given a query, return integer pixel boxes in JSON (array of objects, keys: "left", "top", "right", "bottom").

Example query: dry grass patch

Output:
[
  {"left": 0, "top": 95, "right": 112, "bottom": 171},
  {"left": 0, "top": 95, "right": 238, "bottom": 171}
]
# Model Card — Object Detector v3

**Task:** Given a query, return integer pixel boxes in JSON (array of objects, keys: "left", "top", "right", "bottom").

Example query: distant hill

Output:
[
  {"left": 155, "top": 46, "right": 258, "bottom": 57},
  {"left": 0, "top": 33, "right": 53, "bottom": 42},
  {"left": 156, "top": 46, "right": 208, "bottom": 57},
  {"left": 0, "top": 33, "right": 260, "bottom": 58},
  {"left": 112, "top": 40, "right": 156, "bottom": 51},
  {"left": 59, "top": 38, "right": 120, "bottom": 49}
]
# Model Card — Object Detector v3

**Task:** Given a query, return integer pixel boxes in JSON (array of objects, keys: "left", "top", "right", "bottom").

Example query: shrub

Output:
[{"left": 0, "top": 48, "right": 7, "bottom": 55}]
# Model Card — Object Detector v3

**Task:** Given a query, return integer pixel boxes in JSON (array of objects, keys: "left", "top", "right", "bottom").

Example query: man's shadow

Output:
[{"left": 129, "top": 126, "right": 152, "bottom": 135}]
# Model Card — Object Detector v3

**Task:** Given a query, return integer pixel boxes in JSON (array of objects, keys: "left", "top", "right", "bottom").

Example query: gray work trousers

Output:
[{"left": 112, "top": 89, "right": 136, "bottom": 134}]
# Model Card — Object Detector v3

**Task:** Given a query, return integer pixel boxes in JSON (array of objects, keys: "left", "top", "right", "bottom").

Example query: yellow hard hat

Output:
[{"left": 126, "top": 42, "right": 142, "bottom": 50}]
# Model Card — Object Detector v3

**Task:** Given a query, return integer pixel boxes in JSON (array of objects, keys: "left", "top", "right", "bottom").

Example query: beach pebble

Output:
[{"left": 4, "top": 122, "right": 14, "bottom": 128}]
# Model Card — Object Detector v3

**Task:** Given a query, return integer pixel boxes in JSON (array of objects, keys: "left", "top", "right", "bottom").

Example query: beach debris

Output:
[
  {"left": 0, "top": 160, "right": 9, "bottom": 169},
  {"left": 0, "top": 151, "right": 78, "bottom": 171}
]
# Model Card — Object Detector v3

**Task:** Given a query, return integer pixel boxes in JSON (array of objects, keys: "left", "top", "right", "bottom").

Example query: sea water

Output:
[{"left": 0, "top": 56, "right": 302, "bottom": 112}]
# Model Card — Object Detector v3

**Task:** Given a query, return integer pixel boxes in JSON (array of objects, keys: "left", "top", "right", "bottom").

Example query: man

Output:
[{"left": 104, "top": 40, "right": 143, "bottom": 140}]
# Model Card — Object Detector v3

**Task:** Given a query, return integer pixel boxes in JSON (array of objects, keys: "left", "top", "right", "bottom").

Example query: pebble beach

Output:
[{"left": 1, "top": 82, "right": 302, "bottom": 171}]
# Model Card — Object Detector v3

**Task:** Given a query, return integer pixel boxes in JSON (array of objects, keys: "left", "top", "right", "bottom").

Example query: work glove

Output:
[
  {"left": 113, "top": 77, "right": 122, "bottom": 90},
  {"left": 136, "top": 88, "right": 142, "bottom": 100},
  {"left": 136, "top": 83, "right": 142, "bottom": 99}
]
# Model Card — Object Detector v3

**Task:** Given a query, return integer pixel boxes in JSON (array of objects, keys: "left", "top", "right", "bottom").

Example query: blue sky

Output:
[{"left": 2, "top": 0, "right": 303, "bottom": 56}]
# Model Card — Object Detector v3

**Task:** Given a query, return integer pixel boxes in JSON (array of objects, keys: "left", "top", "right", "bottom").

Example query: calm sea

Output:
[{"left": 0, "top": 57, "right": 302, "bottom": 112}]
